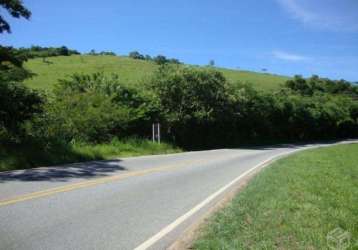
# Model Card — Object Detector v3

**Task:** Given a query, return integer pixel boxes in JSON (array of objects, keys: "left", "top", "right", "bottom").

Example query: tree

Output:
[
  {"left": 58, "top": 46, "right": 69, "bottom": 56},
  {"left": 147, "top": 65, "right": 233, "bottom": 148},
  {"left": 168, "top": 58, "right": 181, "bottom": 64},
  {"left": 0, "top": 45, "right": 32, "bottom": 82},
  {"left": 0, "top": 2, "right": 41, "bottom": 142},
  {"left": 49, "top": 72, "right": 158, "bottom": 142},
  {"left": 285, "top": 75, "right": 358, "bottom": 98},
  {"left": 89, "top": 49, "right": 96, "bottom": 55},
  {"left": 153, "top": 55, "right": 168, "bottom": 65},
  {"left": 0, "top": 81, "right": 44, "bottom": 137},
  {"left": 129, "top": 51, "right": 145, "bottom": 60},
  {"left": 209, "top": 59, "right": 215, "bottom": 67},
  {"left": 0, "top": 0, "right": 31, "bottom": 33}
]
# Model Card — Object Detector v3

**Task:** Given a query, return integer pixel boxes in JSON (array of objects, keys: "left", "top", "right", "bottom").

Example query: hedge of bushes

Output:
[{"left": 1, "top": 65, "right": 357, "bottom": 151}]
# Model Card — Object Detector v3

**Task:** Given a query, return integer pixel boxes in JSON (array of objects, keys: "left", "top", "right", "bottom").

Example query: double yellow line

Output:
[{"left": 0, "top": 157, "right": 211, "bottom": 207}]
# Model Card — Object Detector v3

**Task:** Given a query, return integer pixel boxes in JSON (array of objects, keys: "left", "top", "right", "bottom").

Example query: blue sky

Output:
[{"left": 1, "top": 0, "right": 358, "bottom": 81}]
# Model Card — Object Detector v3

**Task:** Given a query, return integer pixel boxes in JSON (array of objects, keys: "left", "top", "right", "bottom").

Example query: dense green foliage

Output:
[
  {"left": 2, "top": 66, "right": 357, "bottom": 152},
  {"left": 147, "top": 66, "right": 234, "bottom": 147},
  {"left": 0, "top": 0, "right": 31, "bottom": 33},
  {"left": 17, "top": 45, "right": 80, "bottom": 59},
  {"left": 87, "top": 49, "right": 116, "bottom": 56},
  {"left": 286, "top": 75, "right": 358, "bottom": 97},
  {"left": 0, "top": 47, "right": 44, "bottom": 143},
  {"left": 0, "top": 81, "right": 43, "bottom": 139},
  {"left": 194, "top": 143, "right": 358, "bottom": 249},
  {"left": 39, "top": 72, "right": 157, "bottom": 143},
  {"left": 0, "top": 45, "right": 33, "bottom": 82},
  {"left": 128, "top": 50, "right": 181, "bottom": 65},
  {"left": 145, "top": 67, "right": 358, "bottom": 148},
  {"left": 1, "top": 44, "right": 357, "bottom": 167},
  {"left": 24, "top": 66, "right": 355, "bottom": 149}
]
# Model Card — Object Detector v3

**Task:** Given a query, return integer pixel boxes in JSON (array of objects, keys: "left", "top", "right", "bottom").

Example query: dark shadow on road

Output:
[
  {"left": 0, "top": 160, "right": 127, "bottom": 183},
  {"left": 1, "top": 139, "right": 356, "bottom": 183}
]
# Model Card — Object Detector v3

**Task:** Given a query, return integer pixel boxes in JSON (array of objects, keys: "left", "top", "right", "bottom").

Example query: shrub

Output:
[
  {"left": 40, "top": 72, "right": 158, "bottom": 143},
  {"left": 286, "top": 75, "right": 358, "bottom": 98},
  {"left": 147, "top": 65, "right": 234, "bottom": 148},
  {"left": 128, "top": 51, "right": 145, "bottom": 60},
  {"left": 0, "top": 81, "right": 44, "bottom": 139},
  {"left": 38, "top": 92, "right": 131, "bottom": 143}
]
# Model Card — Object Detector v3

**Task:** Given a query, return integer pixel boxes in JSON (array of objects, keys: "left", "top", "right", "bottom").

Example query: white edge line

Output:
[
  {"left": 134, "top": 141, "right": 358, "bottom": 250},
  {"left": 134, "top": 148, "right": 302, "bottom": 250}
]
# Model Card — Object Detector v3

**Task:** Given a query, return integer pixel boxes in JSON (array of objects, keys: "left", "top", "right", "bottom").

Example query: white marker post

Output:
[
  {"left": 158, "top": 123, "right": 161, "bottom": 144},
  {"left": 152, "top": 123, "right": 155, "bottom": 143},
  {"left": 152, "top": 123, "right": 161, "bottom": 144}
]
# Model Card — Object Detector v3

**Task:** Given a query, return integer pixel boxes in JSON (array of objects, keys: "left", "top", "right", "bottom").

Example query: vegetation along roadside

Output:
[
  {"left": 193, "top": 143, "right": 358, "bottom": 250},
  {"left": 1, "top": 2, "right": 357, "bottom": 171}
]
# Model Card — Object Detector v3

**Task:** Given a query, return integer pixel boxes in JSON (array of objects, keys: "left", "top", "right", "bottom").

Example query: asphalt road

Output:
[{"left": 0, "top": 141, "right": 355, "bottom": 250}]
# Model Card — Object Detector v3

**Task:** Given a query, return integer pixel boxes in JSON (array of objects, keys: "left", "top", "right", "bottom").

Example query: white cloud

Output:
[
  {"left": 276, "top": 0, "right": 315, "bottom": 23},
  {"left": 276, "top": 0, "right": 358, "bottom": 32},
  {"left": 272, "top": 50, "right": 309, "bottom": 61}
]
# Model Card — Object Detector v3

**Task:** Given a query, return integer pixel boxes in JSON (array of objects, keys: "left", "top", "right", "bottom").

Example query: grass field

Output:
[
  {"left": 0, "top": 138, "right": 181, "bottom": 172},
  {"left": 194, "top": 143, "right": 358, "bottom": 250},
  {"left": 23, "top": 55, "right": 289, "bottom": 91}
]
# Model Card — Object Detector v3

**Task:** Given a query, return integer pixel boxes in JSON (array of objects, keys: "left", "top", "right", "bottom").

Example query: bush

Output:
[
  {"left": 38, "top": 92, "right": 131, "bottom": 143},
  {"left": 0, "top": 45, "right": 33, "bottom": 82},
  {"left": 286, "top": 75, "right": 358, "bottom": 98},
  {"left": 147, "top": 65, "right": 234, "bottom": 148},
  {"left": 128, "top": 51, "right": 145, "bottom": 60},
  {"left": 0, "top": 81, "right": 44, "bottom": 139},
  {"left": 38, "top": 72, "right": 158, "bottom": 143},
  {"left": 147, "top": 66, "right": 358, "bottom": 148},
  {"left": 17, "top": 45, "right": 80, "bottom": 58},
  {"left": 153, "top": 55, "right": 181, "bottom": 65},
  {"left": 128, "top": 51, "right": 181, "bottom": 64}
]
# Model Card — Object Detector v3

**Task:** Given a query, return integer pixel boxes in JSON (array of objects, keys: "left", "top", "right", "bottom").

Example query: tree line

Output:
[
  {"left": 128, "top": 51, "right": 181, "bottom": 65},
  {"left": 2, "top": 63, "right": 357, "bottom": 151},
  {"left": 17, "top": 45, "right": 80, "bottom": 58},
  {"left": 1, "top": 46, "right": 182, "bottom": 65}
]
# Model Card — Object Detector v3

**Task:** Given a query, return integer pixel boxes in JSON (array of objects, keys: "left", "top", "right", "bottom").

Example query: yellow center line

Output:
[{"left": 0, "top": 157, "right": 218, "bottom": 207}]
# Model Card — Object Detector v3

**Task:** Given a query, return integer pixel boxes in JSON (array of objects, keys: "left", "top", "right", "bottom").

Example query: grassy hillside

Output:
[{"left": 24, "top": 55, "right": 289, "bottom": 91}]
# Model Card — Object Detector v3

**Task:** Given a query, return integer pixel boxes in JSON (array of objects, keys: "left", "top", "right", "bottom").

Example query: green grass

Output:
[
  {"left": 24, "top": 55, "right": 289, "bottom": 91},
  {"left": 0, "top": 138, "right": 181, "bottom": 172},
  {"left": 24, "top": 55, "right": 157, "bottom": 91},
  {"left": 218, "top": 67, "right": 289, "bottom": 91},
  {"left": 73, "top": 138, "right": 182, "bottom": 159},
  {"left": 194, "top": 143, "right": 358, "bottom": 250}
]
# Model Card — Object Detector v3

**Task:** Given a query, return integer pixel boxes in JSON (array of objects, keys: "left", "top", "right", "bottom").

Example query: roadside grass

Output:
[
  {"left": 73, "top": 138, "right": 182, "bottom": 159},
  {"left": 193, "top": 143, "right": 358, "bottom": 250},
  {"left": 0, "top": 138, "right": 181, "bottom": 172},
  {"left": 24, "top": 55, "right": 289, "bottom": 92}
]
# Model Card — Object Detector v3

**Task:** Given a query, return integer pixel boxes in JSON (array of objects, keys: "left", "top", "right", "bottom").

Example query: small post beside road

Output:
[
  {"left": 152, "top": 123, "right": 155, "bottom": 143},
  {"left": 152, "top": 123, "right": 161, "bottom": 144},
  {"left": 158, "top": 123, "right": 160, "bottom": 144}
]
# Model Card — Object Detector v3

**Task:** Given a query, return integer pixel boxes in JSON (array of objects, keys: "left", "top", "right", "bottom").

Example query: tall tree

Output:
[
  {"left": 0, "top": 1, "right": 42, "bottom": 140},
  {"left": 0, "top": 0, "right": 31, "bottom": 33},
  {"left": 0, "top": 1, "right": 32, "bottom": 81}
]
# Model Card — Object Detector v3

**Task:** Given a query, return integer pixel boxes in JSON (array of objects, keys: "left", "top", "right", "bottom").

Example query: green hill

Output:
[{"left": 23, "top": 55, "right": 289, "bottom": 91}]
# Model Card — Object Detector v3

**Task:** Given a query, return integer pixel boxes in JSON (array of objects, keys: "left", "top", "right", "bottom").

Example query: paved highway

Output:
[{"left": 0, "top": 141, "right": 354, "bottom": 250}]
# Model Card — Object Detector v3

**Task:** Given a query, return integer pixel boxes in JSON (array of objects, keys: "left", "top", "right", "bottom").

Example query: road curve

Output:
[{"left": 0, "top": 141, "right": 355, "bottom": 250}]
